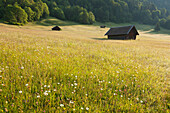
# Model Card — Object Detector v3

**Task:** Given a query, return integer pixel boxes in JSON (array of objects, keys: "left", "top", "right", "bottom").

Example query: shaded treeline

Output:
[{"left": 0, "top": 0, "right": 170, "bottom": 29}]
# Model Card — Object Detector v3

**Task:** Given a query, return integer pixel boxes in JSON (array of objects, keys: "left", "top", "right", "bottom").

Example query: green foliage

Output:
[
  {"left": 1, "top": 0, "right": 49, "bottom": 25},
  {"left": 51, "top": 7, "right": 65, "bottom": 20},
  {"left": 24, "top": 7, "right": 34, "bottom": 22},
  {"left": 154, "top": 22, "right": 161, "bottom": 31},
  {"left": 162, "top": 17, "right": 170, "bottom": 29},
  {"left": 42, "top": 3, "right": 49, "bottom": 18},
  {"left": 79, "top": 10, "right": 89, "bottom": 24},
  {"left": 4, "top": 4, "right": 28, "bottom": 25},
  {"left": 88, "top": 11, "right": 95, "bottom": 24}
]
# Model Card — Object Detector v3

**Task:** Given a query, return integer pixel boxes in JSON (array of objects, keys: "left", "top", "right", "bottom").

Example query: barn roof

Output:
[{"left": 105, "top": 25, "right": 139, "bottom": 36}]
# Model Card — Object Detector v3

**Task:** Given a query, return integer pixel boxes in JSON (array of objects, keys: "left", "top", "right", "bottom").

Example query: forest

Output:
[{"left": 0, "top": 0, "right": 170, "bottom": 29}]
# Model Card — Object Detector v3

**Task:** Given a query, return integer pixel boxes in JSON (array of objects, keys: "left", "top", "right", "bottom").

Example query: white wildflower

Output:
[
  {"left": 140, "top": 100, "right": 143, "bottom": 103},
  {"left": 44, "top": 85, "right": 47, "bottom": 87},
  {"left": 86, "top": 107, "right": 89, "bottom": 110},
  {"left": 74, "top": 83, "right": 77, "bottom": 86},
  {"left": 21, "top": 66, "right": 24, "bottom": 69},
  {"left": 54, "top": 89, "right": 56, "bottom": 91},
  {"left": 81, "top": 107, "right": 84, "bottom": 110},
  {"left": 37, "top": 95, "right": 40, "bottom": 98},
  {"left": 136, "top": 98, "right": 139, "bottom": 101},
  {"left": 44, "top": 92, "right": 48, "bottom": 96},
  {"left": 19, "top": 91, "right": 22, "bottom": 93},
  {"left": 70, "top": 100, "right": 74, "bottom": 104},
  {"left": 60, "top": 104, "right": 64, "bottom": 107},
  {"left": 25, "top": 84, "right": 28, "bottom": 86}
]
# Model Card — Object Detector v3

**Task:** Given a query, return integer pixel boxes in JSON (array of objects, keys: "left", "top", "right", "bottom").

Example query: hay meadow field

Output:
[{"left": 0, "top": 19, "right": 169, "bottom": 112}]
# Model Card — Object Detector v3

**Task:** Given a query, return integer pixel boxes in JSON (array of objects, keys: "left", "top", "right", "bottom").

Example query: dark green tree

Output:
[
  {"left": 79, "top": 10, "right": 89, "bottom": 24},
  {"left": 154, "top": 22, "right": 161, "bottom": 31},
  {"left": 24, "top": 7, "right": 35, "bottom": 22},
  {"left": 4, "top": 3, "right": 28, "bottom": 25},
  {"left": 51, "top": 7, "right": 65, "bottom": 20},
  {"left": 88, "top": 11, "right": 95, "bottom": 24}
]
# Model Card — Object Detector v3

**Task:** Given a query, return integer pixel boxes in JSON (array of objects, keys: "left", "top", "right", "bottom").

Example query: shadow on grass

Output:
[
  {"left": 36, "top": 18, "right": 78, "bottom": 26},
  {"left": 148, "top": 30, "right": 170, "bottom": 35},
  {"left": 91, "top": 38, "right": 109, "bottom": 40}
]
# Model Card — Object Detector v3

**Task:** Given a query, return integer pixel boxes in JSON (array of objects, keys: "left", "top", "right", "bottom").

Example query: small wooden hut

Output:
[
  {"left": 100, "top": 25, "right": 106, "bottom": 28},
  {"left": 52, "top": 26, "right": 61, "bottom": 31},
  {"left": 105, "top": 25, "right": 139, "bottom": 40}
]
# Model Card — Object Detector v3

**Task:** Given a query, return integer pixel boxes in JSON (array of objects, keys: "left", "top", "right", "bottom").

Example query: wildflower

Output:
[
  {"left": 86, "top": 107, "right": 89, "bottom": 110},
  {"left": 75, "top": 76, "right": 77, "bottom": 78},
  {"left": 0, "top": 89, "right": 2, "bottom": 92},
  {"left": 37, "top": 95, "right": 40, "bottom": 98},
  {"left": 101, "top": 88, "right": 103, "bottom": 90},
  {"left": 48, "top": 85, "right": 50, "bottom": 88},
  {"left": 119, "top": 90, "right": 121, "bottom": 92},
  {"left": 114, "top": 93, "right": 117, "bottom": 95},
  {"left": 121, "top": 95, "right": 123, "bottom": 98},
  {"left": 140, "top": 100, "right": 143, "bottom": 103},
  {"left": 74, "top": 83, "right": 77, "bottom": 86},
  {"left": 60, "top": 104, "right": 64, "bottom": 107},
  {"left": 25, "top": 84, "right": 28, "bottom": 86},
  {"left": 71, "top": 84, "right": 74, "bottom": 86},
  {"left": 70, "top": 100, "right": 74, "bottom": 104},
  {"left": 48, "top": 90, "right": 51, "bottom": 93},
  {"left": 44, "top": 85, "right": 47, "bottom": 87},
  {"left": 5, "top": 108, "right": 8, "bottom": 112},
  {"left": 21, "top": 66, "right": 24, "bottom": 69},
  {"left": 44, "top": 92, "right": 48, "bottom": 96},
  {"left": 19, "top": 91, "right": 22, "bottom": 93},
  {"left": 73, "top": 108, "right": 75, "bottom": 111},
  {"left": 108, "top": 81, "right": 111, "bottom": 83},
  {"left": 54, "top": 89, "right": 56, "bottom": 91},
  {"left": 57, "top": 83, "right": 60, "bottom": 85},
  {"left": 136, "top": 98, "right": 139, "bottom": 101},
  {"left": 85, "top": 94, "right": 88, "bottom": 96},
  {"left": 81, "top": 107, "right": 84, "bottom": 110}
]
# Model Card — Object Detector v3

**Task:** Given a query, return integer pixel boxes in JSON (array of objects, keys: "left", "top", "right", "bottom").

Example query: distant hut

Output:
[
  {"left": 105, "top": 25, "right": 139, "bottom": 40},
  {"left": 100, "top": 25, "right": 106, "bottom": 28},
  {"left": 52, "top": 26, "right": 61, "bottom": 31}
]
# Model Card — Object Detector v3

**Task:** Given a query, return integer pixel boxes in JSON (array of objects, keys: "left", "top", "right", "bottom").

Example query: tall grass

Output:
[{"left": 0, "top": 24, "right": 169, "bottom": 112}]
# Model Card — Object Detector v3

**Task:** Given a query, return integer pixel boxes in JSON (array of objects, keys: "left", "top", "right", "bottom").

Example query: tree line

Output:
[{"left": 0, "top": 0, "right": 170, "bottom": 29}]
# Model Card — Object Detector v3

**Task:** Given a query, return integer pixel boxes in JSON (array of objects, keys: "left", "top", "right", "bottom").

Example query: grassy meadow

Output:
[{"left": 0, "top": 19, "right": 170, "bottom": 112}]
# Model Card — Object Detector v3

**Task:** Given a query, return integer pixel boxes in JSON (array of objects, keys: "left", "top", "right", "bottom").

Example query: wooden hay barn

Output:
[
  {"left": 52, "top": 26, "right": 61, "bottom": 31},
  {"left": 105, "top": 25, "right": 139, "bottom": 40},
  {"left": 100, "top": 25, "right": 106, "bottom": 28}
]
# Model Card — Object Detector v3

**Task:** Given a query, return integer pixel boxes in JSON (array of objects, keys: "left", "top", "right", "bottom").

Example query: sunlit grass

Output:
[{"left": 0, "top": 23, "right": 169, "bottom": 112}]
